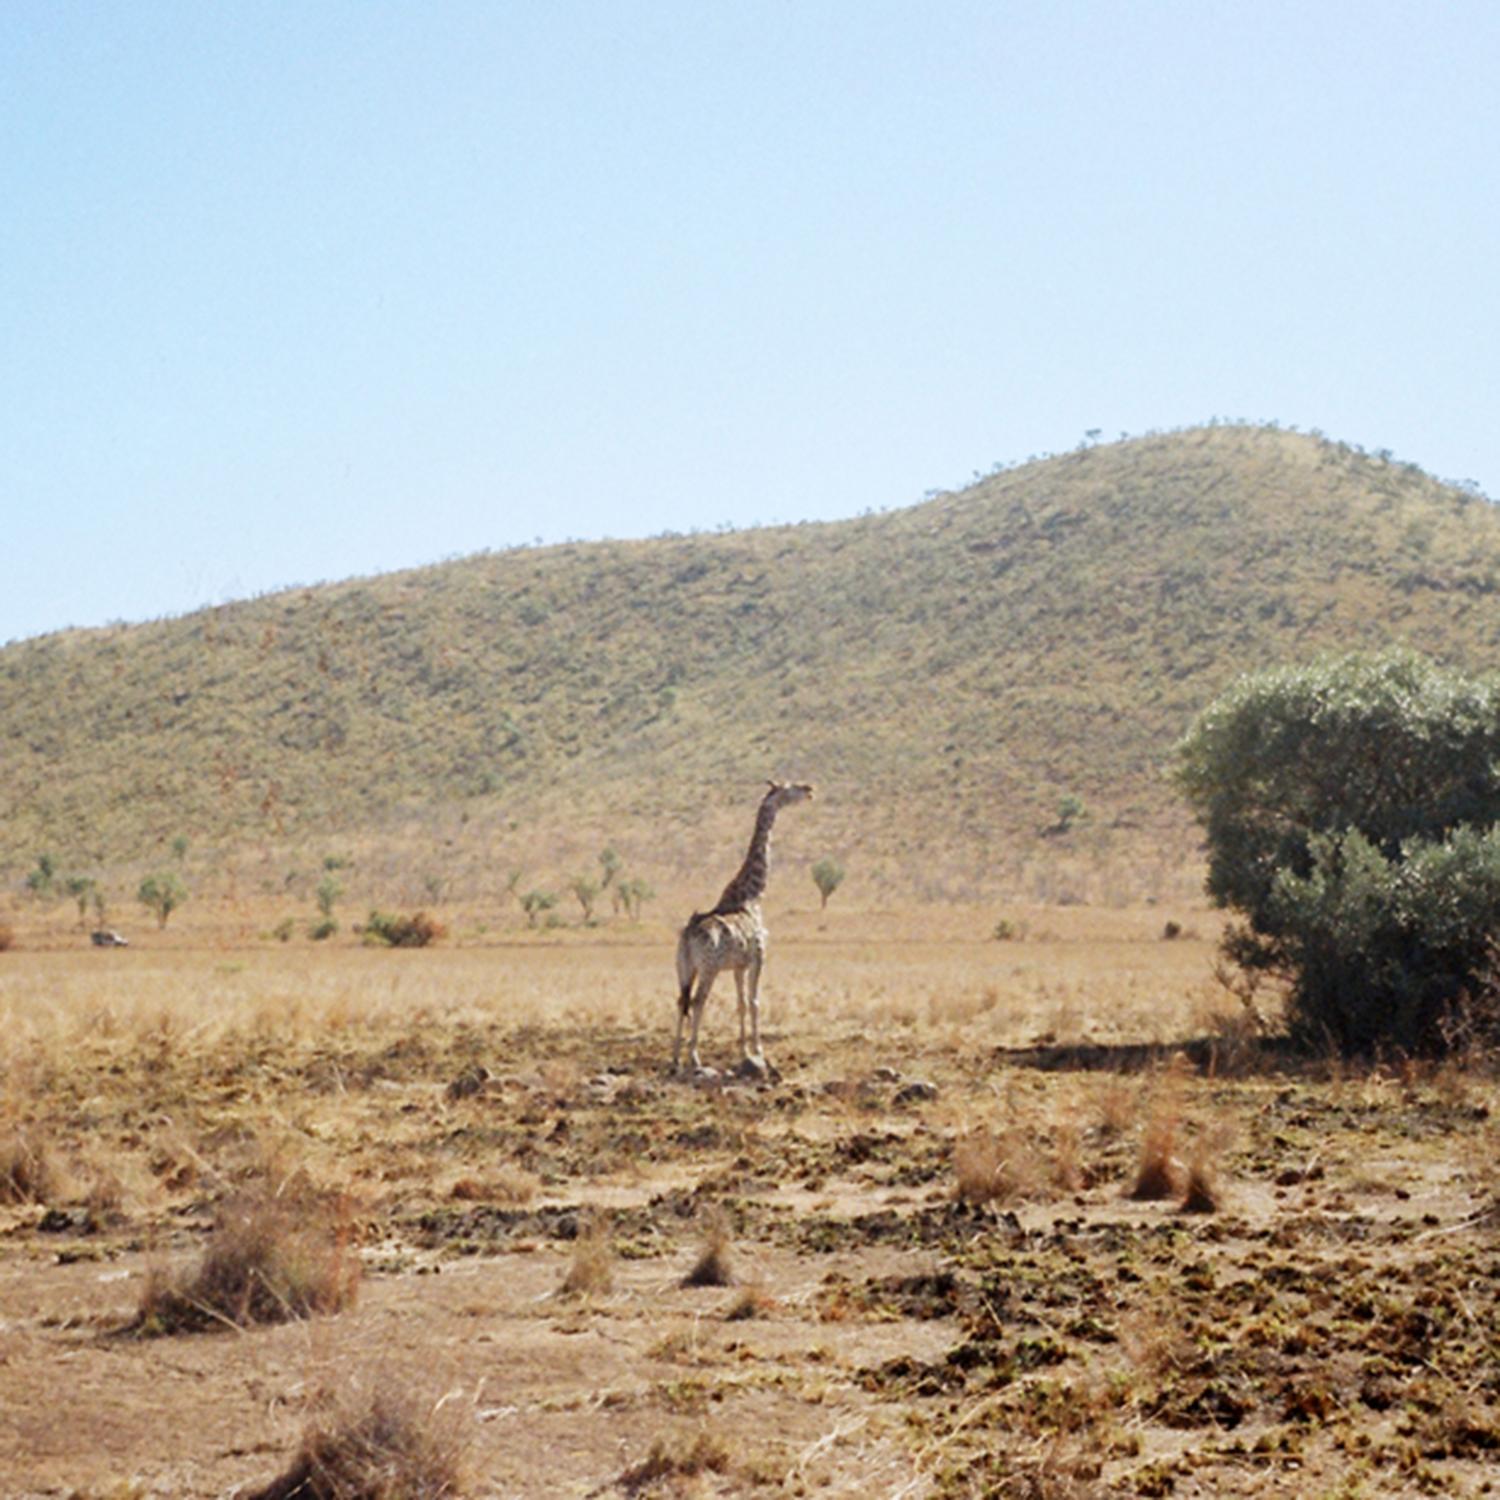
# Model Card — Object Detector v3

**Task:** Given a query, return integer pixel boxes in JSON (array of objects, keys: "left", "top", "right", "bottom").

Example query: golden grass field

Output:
[{"left": 2, "top": 899, "right": 1498, "bottom": 1497}]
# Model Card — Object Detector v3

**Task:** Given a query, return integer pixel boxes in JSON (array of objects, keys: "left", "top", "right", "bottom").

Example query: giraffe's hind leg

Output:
[{"left": 682, "top": 971, "right": 716, "bottom": 1075}]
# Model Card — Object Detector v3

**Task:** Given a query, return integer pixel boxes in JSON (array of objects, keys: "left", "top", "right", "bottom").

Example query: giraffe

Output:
[{"left": 672, "top": 780, "right": 814, "bottom": 1077}]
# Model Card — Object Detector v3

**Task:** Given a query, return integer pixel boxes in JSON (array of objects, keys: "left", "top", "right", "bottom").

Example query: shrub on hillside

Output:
[
  {"left": 1177, "top": 649, "right": 1500, "bottom": 1055},
  {"left": 362, "top": 910, "right": 446, "bottom": 948}
]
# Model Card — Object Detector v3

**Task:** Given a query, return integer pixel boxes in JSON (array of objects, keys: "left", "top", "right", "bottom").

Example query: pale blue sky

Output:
[{"left": 4, "top": 1, "right": 1497, "bottom": 644}]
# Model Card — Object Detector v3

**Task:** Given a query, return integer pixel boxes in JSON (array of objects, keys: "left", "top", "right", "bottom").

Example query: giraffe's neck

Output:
[{"left": 713, "top": 796, "right": 783, "bottom": 912}]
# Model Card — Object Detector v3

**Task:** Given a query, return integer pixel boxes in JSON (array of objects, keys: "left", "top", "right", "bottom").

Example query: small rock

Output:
[
  {"left": 445, "top": 1066, "right": 490, "bottom": 1101},
  {"left": 869, "top": 1065, "right": 902, "bottom": 1083},
  {"left": 893, "top": 1080, "right": 939, "bottom": 1106}
]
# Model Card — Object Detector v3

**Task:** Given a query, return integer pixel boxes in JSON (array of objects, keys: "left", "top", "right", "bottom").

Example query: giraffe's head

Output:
[{"left": 765, "top": 780, "right": 814, "bottom": 809}]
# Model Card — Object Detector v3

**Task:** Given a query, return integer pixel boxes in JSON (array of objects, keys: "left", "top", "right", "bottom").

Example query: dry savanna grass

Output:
[
  {"left": 619, "top": 1428, "right": 733, "bottom": 1494},
  {"left": 3, "top": 906, "right": 1498, "bottom": 1498},
  {"left": 132, "top": 1173, "right": 358, "bottom": 1334},
  {"left": 0, "top": 1127, "right": 61, "bottom": 1205},
  {"left": 244, "top": 1380, "right": 469, "bottom": 1500}
]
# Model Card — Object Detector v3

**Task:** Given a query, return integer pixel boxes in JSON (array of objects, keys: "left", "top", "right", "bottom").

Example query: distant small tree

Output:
[
  {"left": 570, "top": 876, "right": 601, "bottom": 924},
  {"left": 599, "top": 847, "right": 622, "bottom": 889},
  {"left": 138, "top": 871, "right": 188, "bottom": 930},
  {"left": 63, "top": 875, "right": 96, "bottom": 930},
  {"left": 1054, "top": 795, "right": 1087, "bottom": 833},
  {"left": 521, "top": 889, "right": 558, "bottom": 928},
  {"left": 170, "top": 835, "right": 189, "bottom": 862},
  {"left": 810, "top": 858, "right": 846, "bottom": 911},
  {"left": 25, "top": 853, "right": 57, "bottom": 901},
  {"left": 315, "top": 875, "right": 343, "bottom": 920},
  {"left": 617, "top": 877, "right": 654, "bottom": 922}
]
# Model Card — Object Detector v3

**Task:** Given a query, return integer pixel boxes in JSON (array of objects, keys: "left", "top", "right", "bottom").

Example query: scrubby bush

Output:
[
  {"left": 1177, "top": 649, "right": 1500, "bottom": 1055},
  {"left": 810, "top": 857, "right": 845, "bottom": 910},
  {"left": 520, "top": 889, "right": 558, "bottom": 927},
  {"left": 133, "top": 1176, "right": 359, "bottom": 1334},
  {"left": 362, "top": 910, "right": 446, "bottom": 948}
]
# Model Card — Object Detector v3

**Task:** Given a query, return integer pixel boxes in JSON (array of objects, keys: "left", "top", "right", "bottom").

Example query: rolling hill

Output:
[{"left": 4, "top": 424, "right": 1498, "bottom": 909}]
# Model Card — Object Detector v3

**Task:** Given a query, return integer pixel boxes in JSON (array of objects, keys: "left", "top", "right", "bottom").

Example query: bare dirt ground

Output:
[{"left": 1, "top": 909, "right": 1497, "bottom": 1497}]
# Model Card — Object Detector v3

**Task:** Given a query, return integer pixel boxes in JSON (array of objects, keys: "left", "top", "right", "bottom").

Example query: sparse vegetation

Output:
[
  {"left": 4, "top": 427, "right": 1497, "bottom": 899},
  {"left": 1, "top": 916, "right": 1497, "bottom": 1495}
]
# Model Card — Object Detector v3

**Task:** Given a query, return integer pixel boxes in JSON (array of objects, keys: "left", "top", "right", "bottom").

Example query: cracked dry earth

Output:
[{"left": 2, "top": 955, "right": 1499, "bottom": 1497}]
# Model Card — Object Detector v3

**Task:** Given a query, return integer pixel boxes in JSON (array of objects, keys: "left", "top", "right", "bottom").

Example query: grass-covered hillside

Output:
[{"left": 4, "top": 424, "right": 1498, "bottom": 905}]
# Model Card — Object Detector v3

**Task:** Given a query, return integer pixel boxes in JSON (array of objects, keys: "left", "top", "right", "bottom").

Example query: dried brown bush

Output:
[
  {"left": 132, "top": 1175, "right": 358, "bottom": 1334},
  {"left": 558, "top": 1213, "right": 614, "bottom": 1297},
  {"left": 0, "top": 921, "right": 15, "bottom": 952},
  {"left": 244, "top": 1383, "right": 468, "bottom": 1500},
  {"left": 363, "top": 911, "right": 447, "bottom": 948},
  {"left": 954, "top": 1126, "right": 1047, "bottom": 1205},
  {"left": 1128, "top": 1109, "right": 1183, "bottom": 1202},
  {"left": 620, "top": 1429, "right": 731, "bottom": 1493},
  {"left": 0, "top": 1129, "right": 59, "bottom": 1205},
  {"left": 682, "top": 1210, "right": 735, "bottom": 1288}
]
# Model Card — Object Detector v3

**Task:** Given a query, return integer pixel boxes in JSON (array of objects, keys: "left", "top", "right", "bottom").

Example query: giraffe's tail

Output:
[{"left": 675, "top": 923, "right": 697, "bottom": 1015}]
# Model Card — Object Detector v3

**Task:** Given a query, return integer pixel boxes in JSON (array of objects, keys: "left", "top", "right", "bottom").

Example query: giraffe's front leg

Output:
[
  {"left": 745, "top": 952, "right": 765, "bottom": 1062},
  {"left": 734, "top": 969, "right": 748, "bottom": 1061}
]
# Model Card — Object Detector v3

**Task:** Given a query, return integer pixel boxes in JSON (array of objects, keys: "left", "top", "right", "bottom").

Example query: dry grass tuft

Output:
[
  {"left": 682, "top": 1210, "right": 736, "bottom": 1288},
  {"left": 450, "top": 1167, "right": 537, "bottom": 1206},
  {"left": 1129, "top": 1108, "right": 1183, "bottom": 1202},
  {"left": 132, "top": 1174, "right": 359, "bottom": 1334},
  {"left": 954, "top": 1126, "right": 1047, "bottom": 1205},
  {"left": 558, "top": 1213, "right": 614, "bottom": 1297},
  {"left": 619, "top": 1429, "right": 732, "bottom": 1493},
  {"left": 725, "top": 1284, "right": 776, "bottom": 1321},
  {"left": 1177, "top": 1155, "right": 1220, "bottom": 1214},
  {"left": 0, "top": 1129, "right": 60, "bottom": 1205},
  {"left": 243, "top": 1382, "right": 468, "bottom": 1500}
]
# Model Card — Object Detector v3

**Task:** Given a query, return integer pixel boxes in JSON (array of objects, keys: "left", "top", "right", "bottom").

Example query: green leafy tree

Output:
[
  {"left": 599, "top": 847, "right": 622, "bottom": 889},
  {"left": 138, "top": 871, "right": 188, "bottom": 930},
  {"left": 1176, "top": 649, "right": 1500, "bottom": 1054},
  {"left": 810, "top": 857, "right": 846, "bottom": 910}
]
